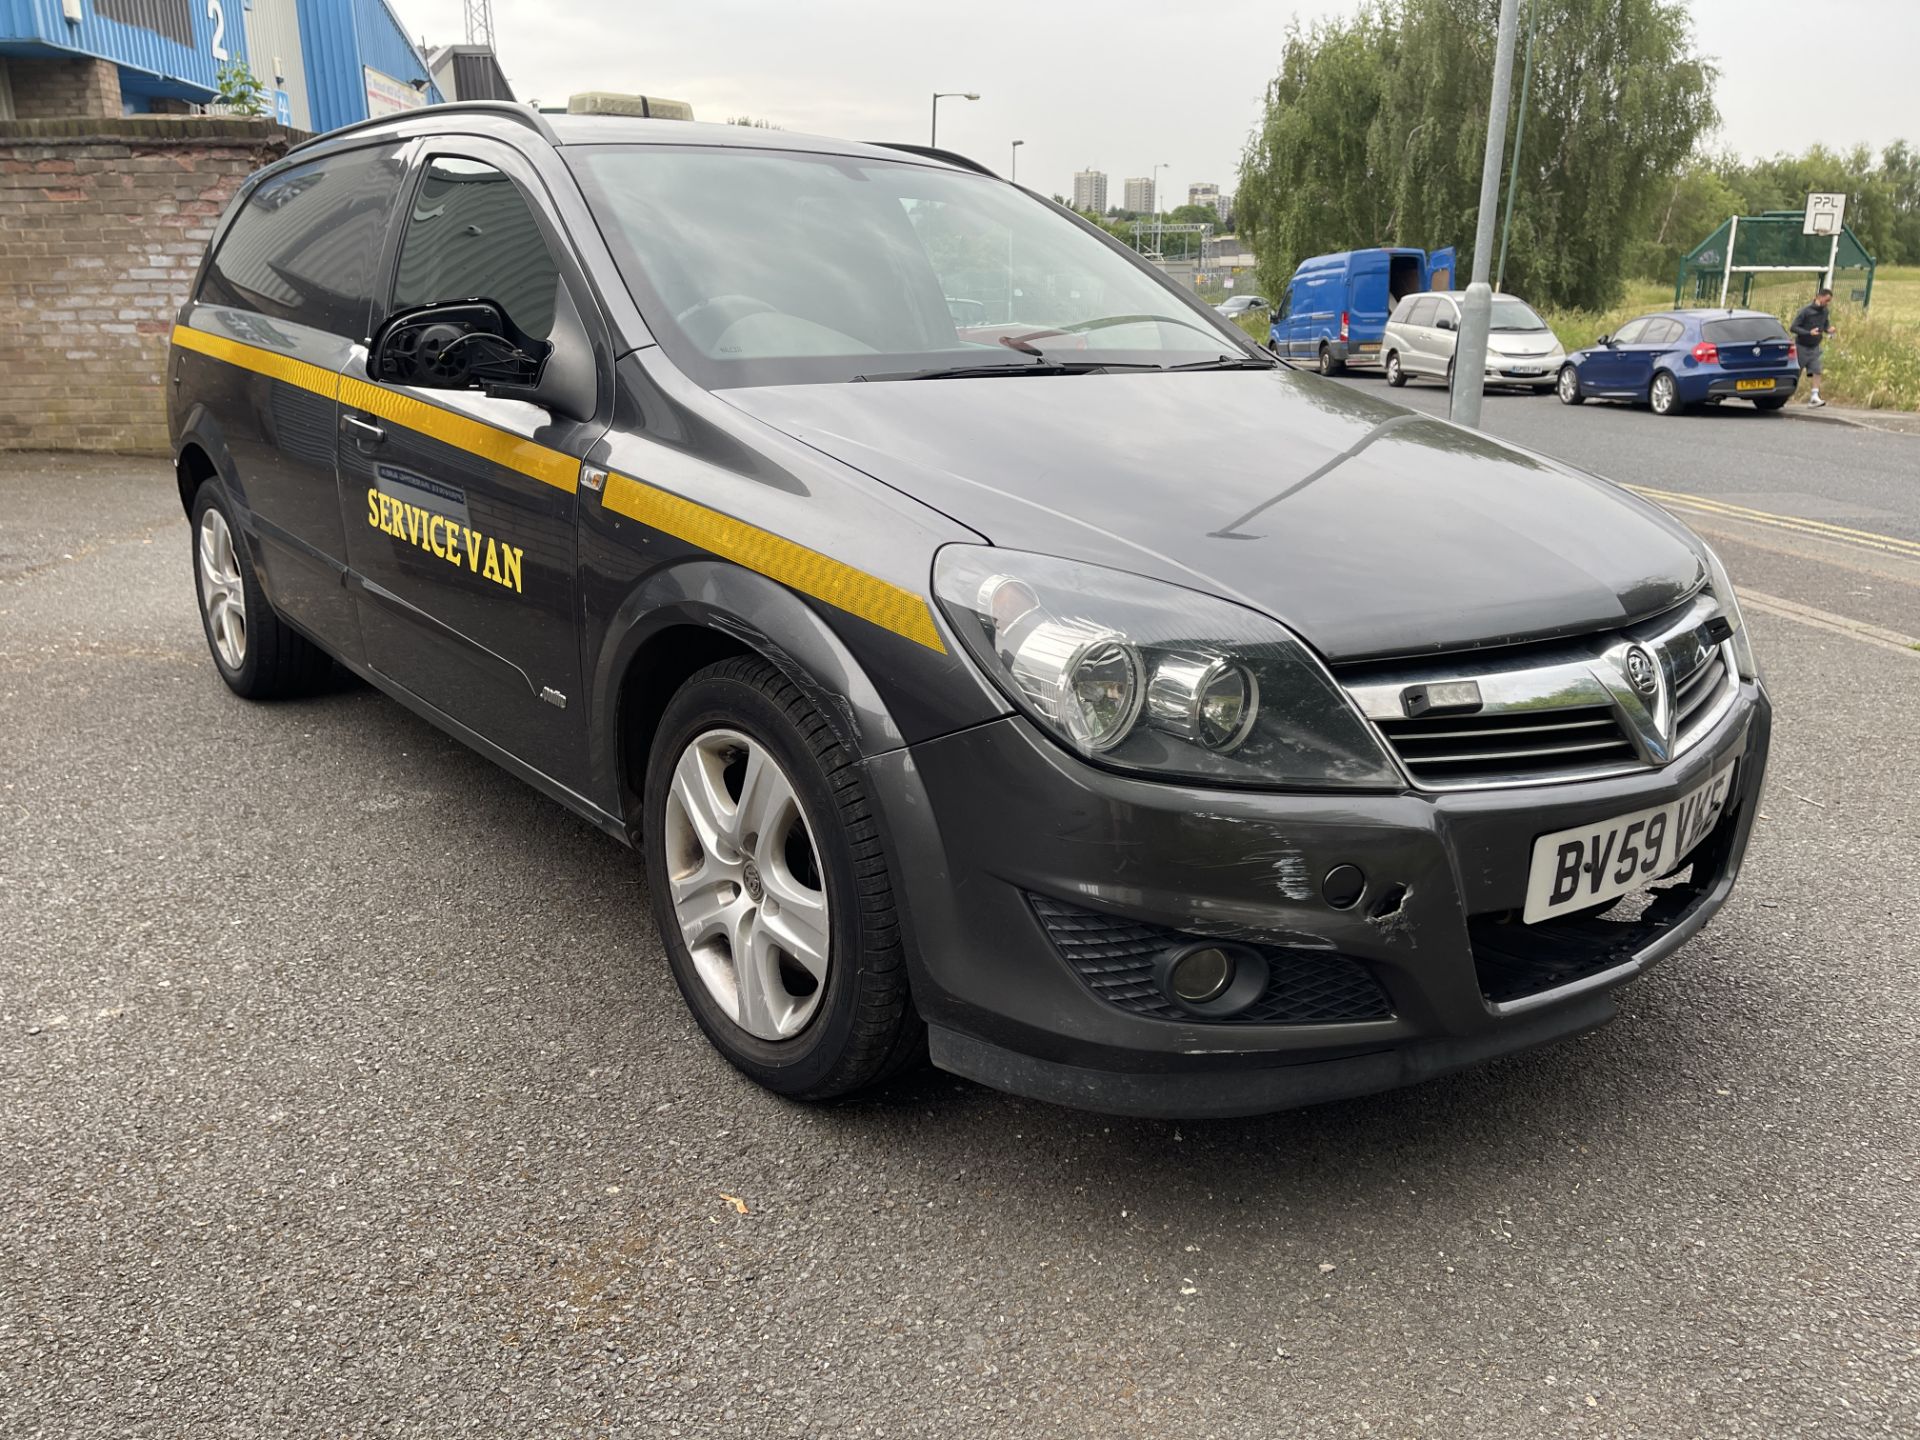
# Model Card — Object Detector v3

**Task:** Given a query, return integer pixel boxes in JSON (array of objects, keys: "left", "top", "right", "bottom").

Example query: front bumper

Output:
[{"left": 869, "top": 682, "right": 1770, "bottom": 1118}]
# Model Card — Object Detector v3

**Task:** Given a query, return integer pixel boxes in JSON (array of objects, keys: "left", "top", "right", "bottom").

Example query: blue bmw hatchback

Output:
[{"left": 1557, "top": 309, "right": 1799, "bottom": 416}]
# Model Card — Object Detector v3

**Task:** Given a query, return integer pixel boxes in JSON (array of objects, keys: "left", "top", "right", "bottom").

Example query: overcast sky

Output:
[{"left": 399, "top": 0, "right": 1916, "bottom": 206}]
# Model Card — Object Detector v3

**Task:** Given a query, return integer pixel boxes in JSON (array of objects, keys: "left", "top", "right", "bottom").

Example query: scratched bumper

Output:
[{"left": 868, "top": 688, "right": 1769, "bottom": 1118}]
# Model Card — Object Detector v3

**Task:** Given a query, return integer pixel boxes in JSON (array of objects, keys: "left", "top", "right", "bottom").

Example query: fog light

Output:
[{"left": 1168, "top": 944, "right": 1234, "bottom": 1003}]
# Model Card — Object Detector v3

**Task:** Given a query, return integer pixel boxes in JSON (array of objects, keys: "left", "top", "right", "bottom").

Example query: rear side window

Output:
[
  {"left": 1702, "top": 316, "right": 1790, "bottom": 344},
  {"left": 198, "top": 144, "right": 408, "bottom": 338},
  {"left": 1646, "top": 318, "right": 1686, "bottom": 345},
  {"left": 1406, "top": 296, "right": 1439, "bottom": 327},
  {"left": 392, "top": 157, "right": 560, "bottom": 340}
]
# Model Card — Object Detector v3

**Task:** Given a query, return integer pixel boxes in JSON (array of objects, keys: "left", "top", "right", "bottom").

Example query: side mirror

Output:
[
  {"left": 1436, "top": 316, "right": 1456, "bottom": 332},
  {"left": 369, "top": 294, "right": 596, "bottom": 423},
  {"left": 1596, "top": 333, "right": 1612, "bottom": 346},
  {"left": 370, "top": 300, "right": 549, "bottom": 392}
]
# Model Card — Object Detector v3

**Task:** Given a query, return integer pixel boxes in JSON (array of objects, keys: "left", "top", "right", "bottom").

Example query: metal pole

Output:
[
  {"left": 1824, "top": 230, "right": 1840, "bottom": 292},
  {"left": 1010, "top": 139, "right": 1023, "bottom": 182},
  {"left": 930, "top": 92, "right": 937, "bottom": 147},
  {"left": 1449, "top": 0, "right": 1522, "bottom": 428},
  {"left": 1494, "top": 0, "right": 1537, "bottom": 293},
  {"left": 1719, "top": 216, "right": 1738, "bottom": 306}
]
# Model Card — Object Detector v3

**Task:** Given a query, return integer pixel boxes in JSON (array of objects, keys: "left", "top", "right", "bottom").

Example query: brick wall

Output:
[
  {"left": 1, "top": 117, "right": 295, "bottom": 454},
  {"left": 9, "top": 57, "right": 123, "bottom": 121}
]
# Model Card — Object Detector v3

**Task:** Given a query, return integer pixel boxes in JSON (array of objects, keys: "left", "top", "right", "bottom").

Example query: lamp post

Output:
[
  {"left": 930, "top": 91, "right": 978, "bottom": 148},
  {"left": 1009, "top": 139, "right": 1023, "bottom": 182},
  {"left": 1152, "top": 161, "right": 1168, "bottom": 256}
]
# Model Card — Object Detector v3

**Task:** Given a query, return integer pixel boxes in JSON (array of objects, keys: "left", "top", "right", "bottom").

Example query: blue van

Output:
[{"left": 1271, "top": 246, "right": 1455, "bottom": 374}]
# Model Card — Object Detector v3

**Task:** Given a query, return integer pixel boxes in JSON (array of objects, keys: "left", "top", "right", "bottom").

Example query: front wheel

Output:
[
  {"left": 1650, "top": 369, "right": 1686, "bottom": 416},
  {"left": 643, "top": 657, "right": 922, "bottom": 1100},
  {"left": 1385, "top": 351, "right": 1407, "bottom": 387},
  {"left": 1556, "top": 365, "right": 1585, "bottom": 405}
]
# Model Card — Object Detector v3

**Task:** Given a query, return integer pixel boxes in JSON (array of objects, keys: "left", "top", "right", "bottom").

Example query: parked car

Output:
[
  {"left": 168, "top": 104, "right": 1769, "bottom": 1119},
  {"left": 1383, "top": 291, "right": 1564, "bottom": 390},
  {"left": 1557, "top": 310, "right": 1799, "bottom": 415},
  {"left": 1215, "top": 294, "right": 1268, "bottom": 319},
  {"left": 1269, "top": 246, "right": 1456, "bottom": 374}
]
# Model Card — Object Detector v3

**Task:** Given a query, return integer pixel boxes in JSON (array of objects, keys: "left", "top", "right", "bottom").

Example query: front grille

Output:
[
  {"left": 1468, "top": 799, "right": 1739, "bottom": 1004},
  {"left": 1376, "top": 706, "right": 1639, "bottom": 787},
  {"left": 1029, "top": 893, "right": 1392, "bottom": 1025},
  {"left": 1341, "top": 591, "right": 1744, "bottom": 791},
  {"left": 1674, "top": 644, "right": 1732, "bottom": 744}
]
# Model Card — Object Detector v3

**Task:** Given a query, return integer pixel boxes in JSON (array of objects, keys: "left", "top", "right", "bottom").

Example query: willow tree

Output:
[{"left": 1239, "top": 0, "right": 1717, "bottom": 310}]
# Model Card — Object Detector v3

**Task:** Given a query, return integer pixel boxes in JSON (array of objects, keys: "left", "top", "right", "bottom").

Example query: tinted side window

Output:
[
  {"left": 1644, "top": 318, "right": 1683, "bottom": 345},
  {"left": 199, "top": 145, "right": 407, "bottom": 338},
  {"left": 392, "top": 157, "right": 559, "bottom": 340}
]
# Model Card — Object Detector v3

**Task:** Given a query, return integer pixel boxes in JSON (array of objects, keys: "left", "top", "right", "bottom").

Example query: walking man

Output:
[{"left": 1791, "top": 287, "right": 1838, "bottom": 407}]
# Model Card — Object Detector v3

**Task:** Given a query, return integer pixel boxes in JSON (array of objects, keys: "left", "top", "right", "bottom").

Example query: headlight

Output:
[
  {"left": 934, "top": 546, "right": 1399, "bottom": 788},
  {"left": 1701, "top": 544, "right": 1760, "bottom": 679}
]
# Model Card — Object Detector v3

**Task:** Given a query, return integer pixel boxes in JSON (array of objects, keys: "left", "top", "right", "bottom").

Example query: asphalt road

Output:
[{"left": 4, "top": 430, "right": 1919, "bottom": 1437}]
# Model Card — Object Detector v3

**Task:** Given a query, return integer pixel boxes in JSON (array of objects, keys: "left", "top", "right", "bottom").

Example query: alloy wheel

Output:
[
  {"left": 197, "top": 508, "right": 247, "bottom": 670},
  {"left": 1558, "top": 366, "right": 1579, "bottom": 402},
  {"left": 1652, "top": 372, "right": 1676, "bottom": 414},
  {"left": 662, "top": 727, "right": 831, "bottom": 1041}
]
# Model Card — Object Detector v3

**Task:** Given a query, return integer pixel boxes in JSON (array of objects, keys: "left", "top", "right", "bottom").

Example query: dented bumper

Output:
[{"left": 870, "top": 688, "right": 1770, "bottom": 1118}]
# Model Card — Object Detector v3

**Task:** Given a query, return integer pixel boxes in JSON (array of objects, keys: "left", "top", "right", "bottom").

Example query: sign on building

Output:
[
  {"left": 1803, "top": 192, "right": 1846, "bottom": 236},
  {"left": 364, "top": 66, "right": 425, "bottom": 118}
]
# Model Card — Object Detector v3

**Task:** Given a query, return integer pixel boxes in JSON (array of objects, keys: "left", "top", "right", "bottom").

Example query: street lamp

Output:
[
  {"left": 1152, "top": 161, "right": 1169, "bottom": 255},
  {"left": 930, "top": 90, "right": 978, "bottom": 148},
  {"left": 1009, "top": 139, "right": 1024, "bottom": 182}
]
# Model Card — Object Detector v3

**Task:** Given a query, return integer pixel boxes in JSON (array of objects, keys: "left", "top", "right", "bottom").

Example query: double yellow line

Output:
[{"left": 1627, "top": 484, "right": 1920, "bottom": 564}]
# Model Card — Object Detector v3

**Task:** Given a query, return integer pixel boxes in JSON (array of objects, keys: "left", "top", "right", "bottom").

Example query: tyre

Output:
[
  {"left": 1753, "top": 396, "right": 1789, "bottom": 412},
  {"left": 1556, "top": 365, "right": 1585, "bottom": 405},
  {"left": 1317, "top": 343, "right": 1342, "bottom": 376},
  {"left": 1650, "top": 369, "right": 1685, "bottom": 416},
  {"left": 1385, "top": 351, "right": 1407, "bottom": 387},
  {"left": 642, "top": 656, "right": 922, "bottom": 1100},
  {"left": 189, "top": 478, "right": 333, "bottom": 699}
]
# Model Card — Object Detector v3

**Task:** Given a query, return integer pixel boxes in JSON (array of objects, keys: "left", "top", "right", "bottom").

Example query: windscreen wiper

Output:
[
  {"left": 855, "top": 361, "right": 1156, "bottom": 381},
  {"left": 1165, "top": 355, "right": 1282, "bottom": 371}
]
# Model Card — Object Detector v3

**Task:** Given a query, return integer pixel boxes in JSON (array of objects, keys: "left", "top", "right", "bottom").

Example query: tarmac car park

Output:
[{"left": 170, "top": 103, "right": 1771, "bottom": 1119}]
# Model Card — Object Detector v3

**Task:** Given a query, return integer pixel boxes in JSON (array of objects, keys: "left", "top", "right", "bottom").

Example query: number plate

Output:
[
  {"left": 1356, "top": 343, "right": 1379, "bottom": 352},
  {"left": 1522, "top": 762, "right": 1736, "bottom": 924},
  {"left": 1735, "top": 378, "right": 1775, "bottom": 391}
]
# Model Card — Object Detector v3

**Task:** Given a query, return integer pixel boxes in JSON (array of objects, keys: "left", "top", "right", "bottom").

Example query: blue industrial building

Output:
[{"left": 0, "top": 0, "right": 440, "bottom": 129}]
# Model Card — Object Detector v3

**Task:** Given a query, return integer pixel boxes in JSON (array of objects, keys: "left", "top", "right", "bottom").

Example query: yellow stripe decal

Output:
[
  {"left": 338, "top": 377, "right": 576, "bottom": 492},
  {"left": 171, "top": 324, "right": 576, "bottom": 493},
  {"left": 170, "top": 324, "right": 341, "bottom": 400},
  {"left": 174, "top": 324, "right": 945, "bottom": 652},
  {"left": 601, "top": 471, "right": 947, "bottom": 653}
]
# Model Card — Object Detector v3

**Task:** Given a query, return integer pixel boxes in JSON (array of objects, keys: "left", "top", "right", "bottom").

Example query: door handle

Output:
[{"left": 343, "top": 414, "right": 386, "bottom": 443}]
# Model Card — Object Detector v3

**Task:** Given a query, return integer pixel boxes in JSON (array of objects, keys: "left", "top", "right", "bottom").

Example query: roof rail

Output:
[
  {"left": 287, "top": 100, "right": 559, "bottom": 156},
  {"left": 867, "top": 142, "right": 997, "bottom": 177}
]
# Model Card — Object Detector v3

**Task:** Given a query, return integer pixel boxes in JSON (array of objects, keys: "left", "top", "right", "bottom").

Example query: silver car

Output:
[{"left": 1383, "top": 291, "right": 1565, "bottom": 391}]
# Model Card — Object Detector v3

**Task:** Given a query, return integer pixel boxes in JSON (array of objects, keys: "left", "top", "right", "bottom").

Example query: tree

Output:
[
  {"left": 1883, "top": 141, "right": 1920, "bottom": 265},
  {"left": 214, "top": 60, "right": 269, "bottom": 119},
  {"left": 1236, "top": 8, "right": 1398, "bottom": 301},
  {"left": 1238, "top": 0, "right": 1717, "bottom": 309}
]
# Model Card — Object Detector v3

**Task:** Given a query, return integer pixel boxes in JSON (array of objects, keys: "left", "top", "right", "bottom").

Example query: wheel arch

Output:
[
  {"left": 172, "top": 405, "right": 242, "bottom": 517},
  {"left": 593, "top": 560, "right": 919, "bottom": 839}
]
